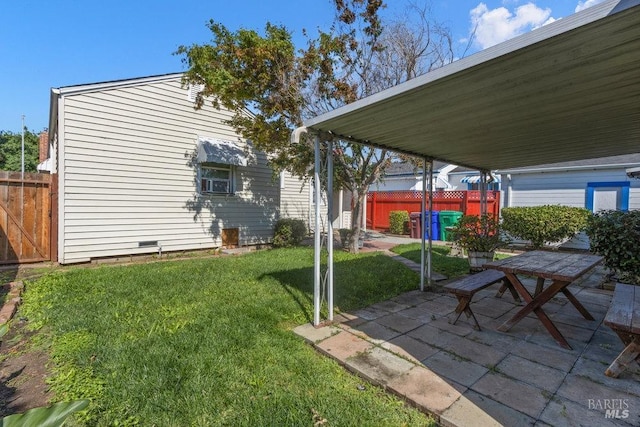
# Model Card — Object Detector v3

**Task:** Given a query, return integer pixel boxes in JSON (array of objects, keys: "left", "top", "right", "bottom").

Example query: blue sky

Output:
[{"left": 0, "top": 0, "right": 605, "bottom": 132}]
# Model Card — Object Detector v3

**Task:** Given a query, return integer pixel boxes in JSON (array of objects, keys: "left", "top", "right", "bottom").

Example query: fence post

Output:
[
  {"left": 462, "top": 191, "right": 468, "bottom": 215},
  {"left": 371, "top": 192, "right": 376, "bottom": 230}
]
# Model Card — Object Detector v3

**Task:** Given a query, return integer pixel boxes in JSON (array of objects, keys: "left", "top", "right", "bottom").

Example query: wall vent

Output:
[
  {"left": 138, "top": 241, "right": 158, "bottom": 247},
  {"left": 187, "top": 83, "right": 205, "bottom": 102}
]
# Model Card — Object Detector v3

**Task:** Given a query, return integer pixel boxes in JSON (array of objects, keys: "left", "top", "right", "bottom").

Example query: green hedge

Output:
[
  {"left": 585, "top": 210, "right": 640, "bottom": 283},
  {"left": 501, "top": 205, "right": 592, "bottom": 248},
  {"left": 389, "top": 210, "right": 409, "bottom": 235},
  {"left": 273, "top": 218, "right": 307, "bottom": 247}
]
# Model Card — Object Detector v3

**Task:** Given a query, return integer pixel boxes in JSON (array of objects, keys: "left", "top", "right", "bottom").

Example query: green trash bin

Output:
[{"left": 438, "top": 211, "right": 463, "bottom": 241}]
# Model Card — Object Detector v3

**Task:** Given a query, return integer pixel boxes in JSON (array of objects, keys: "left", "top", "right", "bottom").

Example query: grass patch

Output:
[
  {"left": 19, "top": 247, "right": 436, "bottom": 426},
  {"left": 392, "top": 244, "right": 512, "bottom": 279},
  {"left": 391, "top": 244, "right": 470, "bottom": 278}
]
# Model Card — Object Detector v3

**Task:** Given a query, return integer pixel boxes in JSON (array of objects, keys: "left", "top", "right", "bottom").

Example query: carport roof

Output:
[{"left": 303, "top": 0, "right": 640, "bottom": 171}]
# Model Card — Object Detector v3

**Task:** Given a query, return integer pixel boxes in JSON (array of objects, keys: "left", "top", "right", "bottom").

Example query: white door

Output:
[{"left": 592, "top": 187, "right": 621, "bottom": 212}]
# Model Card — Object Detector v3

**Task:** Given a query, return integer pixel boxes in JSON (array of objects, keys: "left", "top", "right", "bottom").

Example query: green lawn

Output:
[
  {"left": 391, "top": 244, "right": 470, "bottom": 278},
  {"left": 20, "top": 247, "right": 436, "bottom": 426},
  {"left": 391, "top": 244, "right": 513, "bottom": 279}
]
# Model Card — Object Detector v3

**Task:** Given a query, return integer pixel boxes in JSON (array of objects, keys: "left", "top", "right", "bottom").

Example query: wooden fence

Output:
[
  {"left": 366, "top": 190, "right": 500, "bottom": 231},
  {"left": 0, "top": 172, "right": 54, "bottom": 264}
]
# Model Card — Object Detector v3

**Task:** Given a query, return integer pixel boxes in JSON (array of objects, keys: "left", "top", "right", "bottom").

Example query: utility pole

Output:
[
  {"left": 20, "top": 115, "right": 26, "bottom": 259},
  {"left": 21, "top": 115, "right": 25, "bottom": 180}
]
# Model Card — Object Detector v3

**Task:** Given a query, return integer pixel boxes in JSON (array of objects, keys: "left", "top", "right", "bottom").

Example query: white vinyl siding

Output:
[
  {"left": 502, "top": 169, "right": 640, "bottom": 209},
  {"left": 279, "top": 171, "right": 311, "bottom": 228},
  {"left": 57, "top": 77, "right": 279, "bottom": 263},
  {"left": 279, "top": 171, "right": 345, "bottom": 232}
]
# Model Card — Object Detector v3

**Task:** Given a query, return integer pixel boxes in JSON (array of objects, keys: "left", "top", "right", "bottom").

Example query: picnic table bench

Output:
[
  {"left": 444, "top": 269, "right": 521, "bottom": 330},
  {"left": 604, "top": 283, "right": 640, "bottom": 378}
]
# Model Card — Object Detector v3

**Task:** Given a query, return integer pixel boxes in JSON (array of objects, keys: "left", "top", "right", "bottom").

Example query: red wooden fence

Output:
[{"left": 366, "top": 190, "right": 500, "bottom": 231}]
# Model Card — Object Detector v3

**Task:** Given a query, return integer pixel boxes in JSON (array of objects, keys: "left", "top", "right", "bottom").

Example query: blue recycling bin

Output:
[{"left": 424, "top": 211, "right": 440, "bottom": 241}]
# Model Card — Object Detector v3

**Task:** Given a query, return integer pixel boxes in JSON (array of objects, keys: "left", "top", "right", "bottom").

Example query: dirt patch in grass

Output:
[
  {"left": 1, "top": 268, "right": 54, "bottom": 418},
  {"left": 0, "top": 320, "right": 52, "bottom": 417}
]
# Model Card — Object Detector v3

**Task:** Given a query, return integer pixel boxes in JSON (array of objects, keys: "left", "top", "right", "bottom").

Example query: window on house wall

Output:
[{"left": 200, "top": 163, "right": 235, "bottom": 195}]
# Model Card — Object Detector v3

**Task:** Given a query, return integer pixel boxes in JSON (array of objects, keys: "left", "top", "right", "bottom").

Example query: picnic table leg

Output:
[
  {"left": 451, "top": 295, "right": 482, "bottom": 330},
  {"left": 605, "top": 339, "right": 640, "bottom": 378},
  {"left": 497, "top": 274, "right": 573, "bottom": 349},
  {"left": 561, "top": 287, "right": 594, "bottom": 320},
  {"left": 451, "top": 296, "right": 467, "bottom": 325},
  {"left": 495, "top": 279, "right": 522, "bottom": 304},
  {"left": 534, "top": 277, "right": 545, "bottom": 297}
]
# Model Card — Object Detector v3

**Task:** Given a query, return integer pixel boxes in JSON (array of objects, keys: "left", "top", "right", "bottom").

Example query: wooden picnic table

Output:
[
  {"left": 484, "top": 250, "right": 603, "bottom": 349},
  {"left": 604, "top": 283, "right": 640, "bottom": 377}
]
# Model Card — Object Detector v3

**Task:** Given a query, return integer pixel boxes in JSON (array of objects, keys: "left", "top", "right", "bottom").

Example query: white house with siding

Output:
[
  {"left": 46, "top": 73, "right": 311, "bottom": 264},
  {"left": 497, "top": 154, "right": 640, "bottom": 250},
  {"left": 497, "top": 154, "right": 640, "bottom": 212}
]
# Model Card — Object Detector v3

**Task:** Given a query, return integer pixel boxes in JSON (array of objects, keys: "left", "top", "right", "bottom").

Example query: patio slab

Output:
[{"left": 293, "top": 264, "right": 640, "bottom": 426}]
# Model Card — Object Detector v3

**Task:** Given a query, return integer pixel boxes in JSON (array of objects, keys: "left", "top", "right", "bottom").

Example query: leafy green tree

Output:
[
  {"left": 0, "top": 129, "right": 41, "bottom": 172},
  {"left": 177, "top": 1, "right": 453, "bottom": 252}
]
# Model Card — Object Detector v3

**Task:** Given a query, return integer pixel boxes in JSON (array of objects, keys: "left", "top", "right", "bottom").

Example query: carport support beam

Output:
[
  {"left": 327, "top": 140, "right": 334, "bottom": 322},
  {"left": 420, "top": 161, "right": 426, "bottom": 291},
  {"left": 313, "top": 135, "right": 321, "bottom": 326},
  {"left": 480, "top": 171, "right": 488, "bottom": 217},
  {"left": 427, "top": 159, "right": 433, "bottom": 287},
  {"left": 420, "top": 159, "right": 433, "bottom": 291}
]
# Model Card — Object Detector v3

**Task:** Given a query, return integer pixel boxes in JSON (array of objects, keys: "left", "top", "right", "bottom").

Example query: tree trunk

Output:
[{"left": 348, "top": 188, "right": 367, "bottom": 254}]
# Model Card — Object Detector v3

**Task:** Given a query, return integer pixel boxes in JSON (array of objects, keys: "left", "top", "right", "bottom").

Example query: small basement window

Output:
[{"left": 200, "top": 163, "right": 235, "bottom": 195}]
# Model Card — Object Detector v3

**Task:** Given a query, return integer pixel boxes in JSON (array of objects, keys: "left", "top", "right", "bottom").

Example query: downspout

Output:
[
  {"left": 436, "top": 163, "right": 457, "bottom": 190},
  {"left": 506, "top": 174, "right": 512, "bottom": 208}
]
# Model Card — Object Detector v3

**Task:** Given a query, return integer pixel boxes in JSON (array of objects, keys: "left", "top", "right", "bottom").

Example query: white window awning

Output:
[
  {"left": 461, "top": 174, "right": 500, "bottom": 184},
  {"left": 197, "top": 136, "right": 247, "bottom": 167}
]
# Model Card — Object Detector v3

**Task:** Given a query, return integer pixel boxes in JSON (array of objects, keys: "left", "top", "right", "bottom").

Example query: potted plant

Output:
[{"left": 451, "top": 214, "right": 507, "bottom": 271}]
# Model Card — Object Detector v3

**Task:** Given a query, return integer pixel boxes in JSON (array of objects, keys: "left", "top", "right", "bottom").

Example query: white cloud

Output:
[
  {"left": 575, "top": 0, "right": 606, "bottom": 13},
  {"left": 469, "top": 2, "right": 555, "bottom": 50}
]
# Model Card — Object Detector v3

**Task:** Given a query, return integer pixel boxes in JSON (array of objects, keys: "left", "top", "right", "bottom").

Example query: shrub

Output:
[
  {"left": 585, "top": 210, "right": 640, "bottom": 283},
  {"left": 501, "top": 205, "right": 592, "bottom": 248},
  {"left": 389, "top": 210, "right": 409, "bottom": 235},
  {"left": 273, "top": 218, "right": 307, "bottom": 247},
  {"left": 451, "top": 214, "right": 507, "bottom": 252}
]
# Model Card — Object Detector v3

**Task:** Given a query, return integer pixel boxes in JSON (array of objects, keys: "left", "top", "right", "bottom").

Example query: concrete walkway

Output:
[{"left": 294, "top": 235, "right": 640, "bottom": 426}]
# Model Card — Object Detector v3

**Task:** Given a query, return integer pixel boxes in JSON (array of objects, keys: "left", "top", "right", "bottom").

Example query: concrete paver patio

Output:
[{"left": 295, "top": 258, "right": 640, "bottom": 426}]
